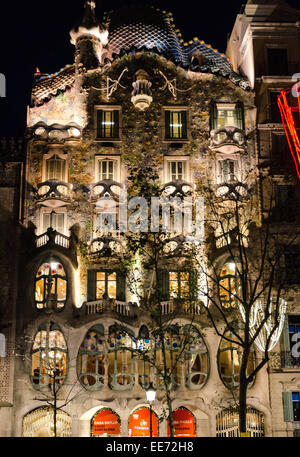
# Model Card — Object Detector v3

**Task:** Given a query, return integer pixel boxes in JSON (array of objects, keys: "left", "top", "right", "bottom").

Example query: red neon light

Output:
[{"left": 278, "top": 84, "right": 300, "bottom": 179}]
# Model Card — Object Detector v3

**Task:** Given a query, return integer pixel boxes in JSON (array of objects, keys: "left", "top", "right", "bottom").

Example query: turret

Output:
[{"left": 70, "top": 1, "right": 108, "bottom": 71}]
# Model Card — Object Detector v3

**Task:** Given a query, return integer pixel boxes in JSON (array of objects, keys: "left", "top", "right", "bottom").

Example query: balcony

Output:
[
  {"left": 90, "top": 179, "right": 123, "bottom": 202},
  {"left": 83, "top": 299, "right": 139, "bottom": 319},
  {"left": 131, "top": 78, "right": 153, "bottom": 111},
  {"left": 35, "top": 180, "right": 73, "bottom": 206},
  {"left": 89, "top": 236, "right": 124, "bottom": 258},
  {"left": 210, "top": 126, "right": 246, "bottom": 153},
  {"left": 160, "top": 300, "right": 202, "bottom": 316},
  {"left": 34, "top": 227, "right": 77, "bottom": 266},
  {"left": 162, "top": 179, "right": 193, "bottom": 198}
]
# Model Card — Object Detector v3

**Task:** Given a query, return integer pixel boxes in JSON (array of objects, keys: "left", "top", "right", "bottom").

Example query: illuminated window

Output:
[
  {"left": 45, "top": 155, "right": 66, "bottom": 181},
  {"left": 87, "top": 270, "right": 125, "bottom": 302},
  {"left": 155, "top": 326, "right": 181, "bottom": 389},
  {"left": 43, "top": 212, "right": 64, "bottom": 233},
  {"left": 219, "top": 259, "right": 241, "bottom": 309},
  {"left": 168, "top": 160, "right": 187, "bottom": 181},
  {"left": 96, "top": 109, "right": 120, "bottom": 139},
  {"left": 216, "top": 407, "right": 264, "bottom": 437},
  {"left": 96, "top": 272, "right": 117, "bottom": 299},
  {"left": 91, "top": 409, "right": 121, "bottom": 437},
  {"left": 108, "top": 325, "right": 135, "bottom": 390},
  {"left": 31, "top": 322, "right": 67, "bottom": 389},
  {"left": 169, "top": 272, "right": 190, "bottom": 299},
  {"left": 77, "top": 325, "right": 105, "bottom": 390},
  {"left": 218, "top": 159, "right": 238, "bottom": 183},
  {"left": 128, "top": 407, "right": 159, "bottom": 437},
  {"left": 218, "top": 330, "right": 255, "bottom": 389},
  {"left": 35, "top": 258, "right": 67, "bottom": 309},
  {"left": 211, "top": 102, "right": 244, "bottom": 142},
  {"left": 22, "top": 407, "right": 72, "bottom": 437},
  {"left": 165, "top": 110, "right": 187, "bottom": 140},
  {"left": 98, "top": 159, "right": 117, "bottom": 181},
  {"left": 137, "top": 325, "right": 152, "bottom": 388}
]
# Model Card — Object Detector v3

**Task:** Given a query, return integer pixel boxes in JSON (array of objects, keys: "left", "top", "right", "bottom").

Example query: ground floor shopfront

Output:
[{"left": 20, "top": 402, "right": 265, "bottom": 437}]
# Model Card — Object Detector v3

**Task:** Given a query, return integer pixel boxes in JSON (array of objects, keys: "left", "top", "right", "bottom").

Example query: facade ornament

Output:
[
  {"left": 158, "top": 70, "right": 192, "bottom": 100},
  {"left": 131, "top": 70, "right": 153, "bottom": 111},
  {"left": 91, "top": 68, "right": 128, "bottom": 100}
]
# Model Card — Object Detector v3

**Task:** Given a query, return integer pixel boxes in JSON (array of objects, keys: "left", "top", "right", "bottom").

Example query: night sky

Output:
[{"left": 0, "top": 0, "right": 299, "bottom": 136}]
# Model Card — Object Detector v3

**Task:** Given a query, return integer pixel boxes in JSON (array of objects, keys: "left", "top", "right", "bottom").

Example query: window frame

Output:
[
  {"left": 39, "top": 207, "right": 68, "bottom": 236},
  {"left": 34, "top": 258, "right": 68, "bottom": 310},
  {"left": 94, "top": 155, "right": 121, "bottom": 183},
  {"left": 163, "top": 156, "right": 190, "bottom": 183},
  {"left": 42, "top": 151, "right": 68, "bottom": 183},
  {"left": 94, "top": 106, "right": 122, "bottom": 141},
  {"left": 212, "top": 102, "right": 244, "bottom": 131},
  {"left": 163, "top": 107, "right": 189, "bottom": 142},
  {"left": 87, "top": 269, "right": 126, "bottom": 302}
]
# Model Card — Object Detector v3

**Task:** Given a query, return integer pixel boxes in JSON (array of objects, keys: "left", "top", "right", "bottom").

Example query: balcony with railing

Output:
[
  {"left": 34, "top": 227, "right": 77, "bottom": 265},
  {"left": 160, "top": 300, "right": 202, "bottom": 316},
  {"left": 210, "top": 126, "right": 246, "bottom": 153},
  {"left": 83, "top": 299, "right": 139, "bottom": 319}
]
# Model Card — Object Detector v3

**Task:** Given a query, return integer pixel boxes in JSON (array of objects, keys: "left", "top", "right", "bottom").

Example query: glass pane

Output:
[
  {"left": 57, "top": 278, "right": 67, "bottom": 301},
  {"left": 35, "top": 279, "right": 45, "bottom": 303}
]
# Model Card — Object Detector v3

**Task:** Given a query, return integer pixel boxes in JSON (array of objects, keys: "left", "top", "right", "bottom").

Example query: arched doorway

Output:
[
  {"left": 91, "top": 408, "right": 121, "bottom": 437},
  {"left": 128, "top": 407, "right": 159, "bottom": 437},
  {"left": 216, "top": 407, "right": 264, "bottom": 437},
  {"left": 22, "top": 407, "right": 72, "bottom": 437},
  {"left": 167, "top": 407, "right": 197, "bottom": 437}
]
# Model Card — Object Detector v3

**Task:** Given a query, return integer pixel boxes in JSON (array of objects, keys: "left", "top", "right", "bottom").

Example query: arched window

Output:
[
  {"left": 35, "top": 258, "right": 67, "bottom": 309},
  {"left": 184, "top": 325, "right": 209, "bottom": 389},
  {"left": 167, "top": 407, "right": 197, "bottom": 437},
  {"left": 91, "top": 408, "right": 121, "bottom": 437},
  {"left": 219, "top": 258, "right": 241, "bottom": 309},
  {"left": 218, "top": 330, "right": 255, "bottom": 389},
  {"left": 31, "top": 322, "right": 67, "bottom": 389},
  {"left": 137, "top": 325, "right": 152, "bottom": 388},
  {"left": 108, "top": 324, "right": 135, "bottom": 390},
  {"left": 77, "top": 325, "right": 105, "bottom": 390},
  {"left": 155, "top": 326, "right": 181, "bottom": 389},
  {"left": 128, "top": 407, "right": 159, "bottom": 437},
  {"left": 216, "top": 406, "right": 264, "bottom": 437},
  {"left": 22, "top": 407, "right": 72, "bottom": 437}
]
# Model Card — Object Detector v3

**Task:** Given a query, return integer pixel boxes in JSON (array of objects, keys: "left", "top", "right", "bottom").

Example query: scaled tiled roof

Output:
[
  {"left": 104, "top": 5, "right": 251, "bottom": 90},
  {"left": 31, "top": 65, "right": 75, "bottom": 107}
]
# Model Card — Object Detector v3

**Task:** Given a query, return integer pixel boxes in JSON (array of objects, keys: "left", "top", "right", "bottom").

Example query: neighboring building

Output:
[{"left": 0, "top": 0, "right": 300, "bottom": 437}]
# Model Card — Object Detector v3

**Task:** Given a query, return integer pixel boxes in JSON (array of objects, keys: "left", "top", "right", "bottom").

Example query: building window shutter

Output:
[
  {"left": 97, "top": 110, "right": 103, "bottom": 138},
  {"left": 235, "top": 102, "right": 244, "bottom": 130},
  {"left": 157, "top": 270, "right": 169, "bottom": 301},
  {"left": 87, "top": 270, "right": 96, "bottom": 302},
  {"left": 181, "top": 111, "right": 187, "bottom": 139},
  {"left": 189, "top": 270, "right": 198, "bottom": 301},
  {"left": 210, "top": 102, "right": 218, "bottom": 130},
  {"left": 282, "top": 392, "right": 294, "bottom": 422},
  {"left": 113, "top": 110, "right": 119, "bottom": 139},
  {"left": 165, "top": 111, "right": 171, "bottom": 139},
  {"left": 116, "top": 272, "right": 126, "bottom": 302}
]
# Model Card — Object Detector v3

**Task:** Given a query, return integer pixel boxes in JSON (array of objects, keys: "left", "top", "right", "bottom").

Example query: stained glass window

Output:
[
  {"left": 31, "top": 322, "right": 67, "bottom": 389},
  {"left": 96, "top": 272, "right": 117, "bottom": 299},
  {"left": 219, "top": 259, "right": 241, "bottom": 309},
  {"left": 169, "top": 272, "right": 190, "bottom": 299},
  {"left": 77, "top": 325, "right": 105, "bottom": 390},
  {"left": 108, "top": 325, "right": 135, "bottom": 390},
  {"left": 218, "top": 330, "right": 255, "bottom": 389},
  {"left": 35, "top": 258, "right": 67, "bottom": 309}
]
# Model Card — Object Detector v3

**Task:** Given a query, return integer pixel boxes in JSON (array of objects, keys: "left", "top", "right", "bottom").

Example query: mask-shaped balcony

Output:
[
  {"left": 214, "top": 182, "right": 248, "bottom": 199},
  {"left": 162, "top": 180, "right": 193, "bottom": 198},
  {"left": 89, "top": 235, "right": 124, "bottom": 258},
  {"left": 35, "top": 180, "right": 73, "bottom": 206},
  {"left": 90, "top": 179, "right": 123, "bottom": 202},
  {"left": 210, "top": 126, "right": 246, "bottom": 153}
]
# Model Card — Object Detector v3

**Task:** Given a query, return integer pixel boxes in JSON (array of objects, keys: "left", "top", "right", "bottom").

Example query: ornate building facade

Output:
[{"left": 0, "top": 0, "right": 300, "bottom": 437}]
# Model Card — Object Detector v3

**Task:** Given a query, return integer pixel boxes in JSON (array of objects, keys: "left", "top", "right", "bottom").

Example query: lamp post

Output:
[{"left": 146, "top": 382, "right": 156, "bottom": 437}]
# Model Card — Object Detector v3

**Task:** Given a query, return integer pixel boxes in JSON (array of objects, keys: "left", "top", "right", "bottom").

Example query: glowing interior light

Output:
[
  {"left": 102, "top": 122, "right": 115, "bottom": 125},
  {"left": 170, "top": 123, "right": 183, "bottom": 127},
  {"left": 50, "top": 262, "right": 58, "bottom": 270},
  {"left": 228, "top": 263, "right": 236, "bottom": 272},
  {"left": 278, "top": 84, "right": 300, "bottom": 180}
]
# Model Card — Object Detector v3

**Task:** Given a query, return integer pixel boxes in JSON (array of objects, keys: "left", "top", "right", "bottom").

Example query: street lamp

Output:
[{"left": 146, "top": 382, "right": 156, "bottom": 437}]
